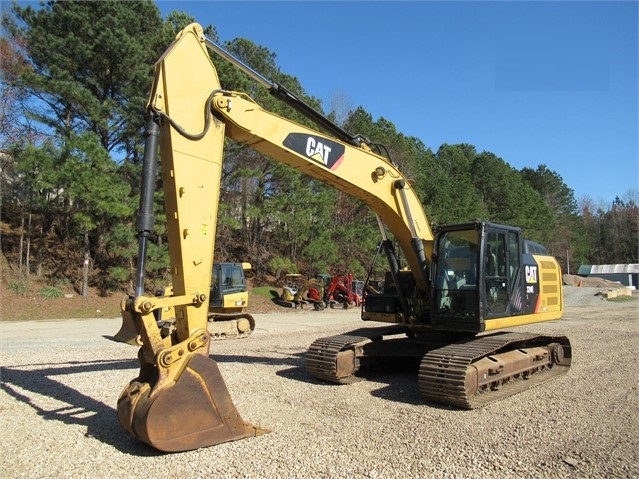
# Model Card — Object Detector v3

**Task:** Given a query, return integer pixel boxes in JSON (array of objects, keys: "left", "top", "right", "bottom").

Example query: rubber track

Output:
[
  {"left": 306, "top": 334, "right": 371, "bottom": 383},
  {"left": 418, "top": 332, "right": 571, "bottom": 409}
]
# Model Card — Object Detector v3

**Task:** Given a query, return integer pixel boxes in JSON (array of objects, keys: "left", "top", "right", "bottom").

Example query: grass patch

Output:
[
  {"left": 8, "top": 279, "right": 29, "bottom": 296},
  {"left": 251, "top": 286, "right": 277, "bottom": 298},
  {"left": 40, "top": 286, "right": 64, "bottom": 298},
  {"left": 607, "top": 294, "right": 638, "bottom": 303}
]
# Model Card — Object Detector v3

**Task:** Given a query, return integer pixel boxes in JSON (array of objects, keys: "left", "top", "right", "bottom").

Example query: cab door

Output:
[{"left": 481, "top": 225, "right": 524, "bottom": 319}]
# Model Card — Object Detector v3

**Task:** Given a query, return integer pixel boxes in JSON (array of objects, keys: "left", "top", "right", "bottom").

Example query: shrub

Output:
[
  {"left": 40, "top": 286, "right": 64, "bottom": 298},
  {"left": 268, "top": 257, "right": 297, "bottom": 280},
  {"left": 8, "top": 279, "right": 29, "bottom": 296}
]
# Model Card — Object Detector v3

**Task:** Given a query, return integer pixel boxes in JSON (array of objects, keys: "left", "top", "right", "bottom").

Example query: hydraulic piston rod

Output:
[{"left": 203, "top": 37, "right": 362, "bottom": 146}]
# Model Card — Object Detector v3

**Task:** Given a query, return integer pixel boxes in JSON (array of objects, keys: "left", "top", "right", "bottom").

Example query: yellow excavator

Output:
[
  {"left": 117, "top": 23, "right": 571, "bottom": 452},
  {"left": 278, "top": 273, "right": 327, "bottom": 310}
]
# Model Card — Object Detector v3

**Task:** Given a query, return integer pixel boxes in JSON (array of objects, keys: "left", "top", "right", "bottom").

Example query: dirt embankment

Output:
[{"left": 562, "top": 273, "right": 627, "bottom": 289}]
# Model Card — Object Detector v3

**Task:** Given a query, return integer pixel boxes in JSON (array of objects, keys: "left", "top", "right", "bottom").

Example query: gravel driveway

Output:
[{"left": 1, "top": 288, "right": 637, "bottom": 479}]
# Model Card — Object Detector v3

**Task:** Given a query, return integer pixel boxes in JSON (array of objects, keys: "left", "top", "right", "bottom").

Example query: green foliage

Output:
[
  {"left": 521, "top": 165, "right": 578, "bottom": 216},
  {"left": 303, "top": 231, "right": 338, "bottom": 277},
  {"left": 583, "top": 193, "right": 639, "bottom": 264},
  {"left": 144, "top": 241, "right": 170, "bottom": 281},
  {"left": 269, "top": 257, "right": 298, "bottom": 279},
  {"left": 103, "top": 223, "right": 136, "bottom": 261},
  {"left": 8, "top": 279, "right": 29, "bottom": 296},
  {"left": 422, "top": 144, "right": 487, "bottom": 224},
  {"left": 66, "top": 132, "right": 132, "bottom": 224},
  {"left": 108, "top": 266, "right": 131, "bottom": 283},
  {"left": 520, "top": 164, "right": 585, "bottom": 262},
  {"left": 3, "top": 0, "right": 166, "bottom": 154},
  {"left": 347, "top": 260, "right": 367, "bottom": 279},
  {"left": 471, "top": 151, "right": 554, "bottom": 238},
  {"left": 2, "top": 0, "right": 163, "bottom": 288},
  {"left": 40, "top": 286, "right": 64, "bottom": 298}
]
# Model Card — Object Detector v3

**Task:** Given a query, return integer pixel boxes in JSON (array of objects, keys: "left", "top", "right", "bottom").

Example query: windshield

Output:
[
  {"left": 218, "top": 264, "right": 246, "bottom": 293},
  {"left": 433, "top": 229, "right": 479, "bottom": 321}
]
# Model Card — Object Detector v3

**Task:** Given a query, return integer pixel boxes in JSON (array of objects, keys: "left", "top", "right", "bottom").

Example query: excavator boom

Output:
[{"left": 152, "top": 26, "right": 434, "bottom": 293}]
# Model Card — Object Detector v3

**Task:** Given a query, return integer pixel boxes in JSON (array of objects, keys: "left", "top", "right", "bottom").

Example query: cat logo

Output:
[
  {"left": 282, "top": 133, "right": 346, "bottom": 170},
  {"left": 305, "top": 137, "right": 331, "bottom": 165},
  {"left": 525, "top": 265, "right": 538, "bottom": 284}
]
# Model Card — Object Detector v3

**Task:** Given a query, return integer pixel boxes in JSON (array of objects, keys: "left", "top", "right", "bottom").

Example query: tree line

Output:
[{"left": 1, "top": 1, "right": 637, "bottom": 296}]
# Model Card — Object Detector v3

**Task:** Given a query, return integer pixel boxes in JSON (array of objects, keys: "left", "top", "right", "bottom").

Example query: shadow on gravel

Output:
[
  {"left": 209, "top": 350, "right": 319, "bottom": 383},
  {"left": 210, "top": 351, "right": 305, "bottom": 367},
  {"left": 367, "top": 372, "right": 459, "bottom": 410},
  {"left": 354, "top": 358, "right": 452, "bottom": 407},
  {"left": 211, "top": 348, "right": 446, "bottom": 407},
  {"left": 0, "top": 359, "right": 161, "bottom": 456}
]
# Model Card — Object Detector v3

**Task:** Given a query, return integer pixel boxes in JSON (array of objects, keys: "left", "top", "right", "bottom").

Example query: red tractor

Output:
[{"left": 325, "top": 272, "right": 362, "bottom": 309}]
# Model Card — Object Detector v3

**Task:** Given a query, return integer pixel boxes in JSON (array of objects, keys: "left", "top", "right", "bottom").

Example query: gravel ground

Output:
[{"left": 1, "top": 287, "right": 637, "bottom": 479}]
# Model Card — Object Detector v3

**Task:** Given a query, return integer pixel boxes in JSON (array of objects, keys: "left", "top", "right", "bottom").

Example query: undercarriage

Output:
[{"left": 306, "top": 327, "right": 571, "bottom": 408}]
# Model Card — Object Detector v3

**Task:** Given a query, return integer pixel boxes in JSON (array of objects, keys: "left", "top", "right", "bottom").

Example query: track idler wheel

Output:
[
  {"left": 117, "top": 353, "right": 267, "bottom": 452},
  {"left": 548, "top": 342, "right": 570, "bottom": 366}
]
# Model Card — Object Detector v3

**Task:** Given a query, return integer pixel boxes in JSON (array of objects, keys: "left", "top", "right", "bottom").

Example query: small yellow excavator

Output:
[
  {"left": 116, "top": 24, "right": 571, "bottom": 452},
  {"left": 278, "top": 273, "right": 326, "bottom": 310},
  {"left": 113, "top": 262, "right": 254, "bottom": 344}
]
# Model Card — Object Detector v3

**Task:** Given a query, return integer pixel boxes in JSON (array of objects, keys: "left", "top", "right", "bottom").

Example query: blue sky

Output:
[{"left": 154, "top": 1, "right": 637, "bottom": 207}]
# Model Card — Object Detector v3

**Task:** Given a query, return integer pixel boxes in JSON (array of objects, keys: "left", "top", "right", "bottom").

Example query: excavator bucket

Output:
[{"left": 117, "top": 352, "right": 268, "bottom": 452}]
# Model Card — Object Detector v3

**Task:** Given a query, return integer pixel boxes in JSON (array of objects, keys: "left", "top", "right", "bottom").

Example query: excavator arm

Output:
[{"left": 116, "top": 25, "right": 269, "bottom": 452}]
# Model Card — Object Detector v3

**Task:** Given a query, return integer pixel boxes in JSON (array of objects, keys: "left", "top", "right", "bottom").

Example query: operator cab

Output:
[
  {"left": 210, "top": 262, "right": 249, "bottom": 309},
  {"left": 432, "top": 221, "right": 527, "bottom": 333}
]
